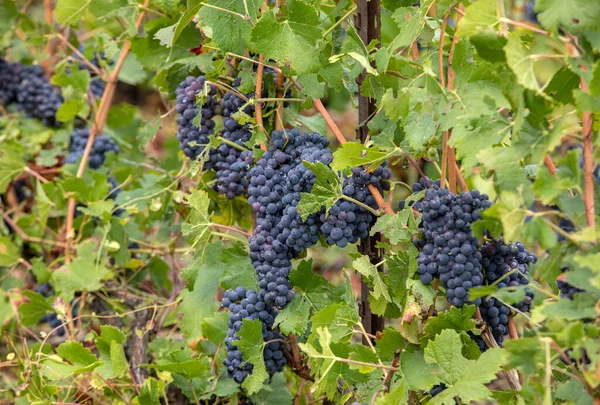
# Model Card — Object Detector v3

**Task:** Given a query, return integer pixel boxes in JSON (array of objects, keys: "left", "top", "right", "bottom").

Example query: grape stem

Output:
[
  {"left": 215, "top": 136, "right": 250, "bottom": 152},
  {"left": 341, "top": 195, "right": 381, "bottom": 216}
]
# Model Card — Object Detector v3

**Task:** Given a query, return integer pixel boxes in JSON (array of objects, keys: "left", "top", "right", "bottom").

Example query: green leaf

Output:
[
  {"left": 142, "top": 348, "right": 210, "bottom": 379},
  {"left": 165, "top": 0, "right": 203, "bottom": 57},
  {"left": 55, "top": 0, "right": 91, "bottom": 25},
  {"left": 457, "top": 0, "right": 499, "bottom": 38},
  {"left": 540, "top": 294, "right": 599, "bottom": 320},
  {"left": 297, "top": 161, "right": 342, "bottom": 220},
  {"left": 95, "top": 325, "right": 128, "bottom": 379},
  {"left": 352, "top": 255, "right": 391, "bottom": 303},
  {"left": 276, "top": 259, "right": 333, "bottom": 335},
  {"left": 251, "top": 2, "right": 323, "bottom": 73},
  {"left": 199, "top": 0, "right": 261, "bottom": 54},
  {"left": 179, "top": 244, "right": 226, "bottom": 339},
  {"left": 423, "top": 306, "right": 477, "bottom": 337},
  {"left": 0, "top": 142, "right": 25, "bottom": 194},
  {"left": 389, "top": 2, "right": 433, "bottom": 50},
  {"left": 57, "top": 341, "right": 98, "bottom": 368},
  {"left": 235, "top": 319, "right": 268, "bottom": 394},
  {"left": 504, "top": 34, "right": 557, "bottom": 94},
  {"left": 181, "top": 189, "right": 212, "bottom": 250},
  {"left": 331, "top": 142, "right": 391, "bottom": 172},
  {"left": 51, "top": 241, "right": 112, "bottom": 302},
  {"left": 0, "top": 236, "right": 19, "bottom": 267},
  {"left": 296, "top": 74, "right": 325, "bottom": 99},
  {"left": 136, "top": 378, "right": 162, "bottom": 405},
  {"left": 118, "top": 53, "right": 148, "bottom": 85},
  {"left": 18, "top": 291, "right": 54, "bottom": 326},
  {"left": 56, "top": 97, "right": 86, "bottom": 122},
  {"left": 424, "top": 330, "right": 505, "bottom": 404},
  {"left": 535, "top": 0, "right": 600, "bottom": 31},
  {"left": 400, "top": 350, "right": 441, "bottom": 390}
]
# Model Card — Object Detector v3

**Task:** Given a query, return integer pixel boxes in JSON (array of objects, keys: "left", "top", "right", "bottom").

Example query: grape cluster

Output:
[
  {"left": 226, "top": 130, "right": 393, "bottom": 383},
  {"left": 479, "top": 239, "right": 537, "bottom": 312},
  {"left": 222, "top": 288, "right": 286, "bottom": 383},
  {"left": 320, "top": 165, "right": 391, "bottom": 248},
  {"left": 16, "top": 65, "right": 63, "bottom": 127},
  {"left": 175, "top": 76, "right": 218, "bottom": 159},
  {"left": 414, "top": 182, "right": 491, "bottom": 307},
  {"left": 36, "top": 283, "right": 78, "bottom": 337},
  {"left": 207, "top": 91, "right": 255, "bottom": 199},
  {"left": 0, "top": 58, "right": 20, "bottom": 105},
  {"left": 479, "top": 297, "right": 511, "bottom": 346},
  {"left": 65, "top": 128, "right": 120, "bottom": 169}
]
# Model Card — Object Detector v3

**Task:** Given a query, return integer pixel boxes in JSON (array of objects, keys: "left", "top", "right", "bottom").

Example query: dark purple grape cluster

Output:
[
  {"left": 479, "top": 239, "right": 537, "bottom": 312},
  {"left": 478, "top": 297, "right": 510, "bottom": 346},
  {"left": 15, "top": 65, "right": 63, "bottom": 127},
  {"left": 414, "top": 183, "right": 491, "bottom": 307},
  {"left": 206, "top": 90, "right": 255, "bottom": 199},
  {"left": 65, "top": 128, "right": 119, "bottom": 169},
  {"left": 175, "top": 76, "right": 218, "bottom": 159},
  {"left": 320, "top": 165, "right": 391, "bottom": 248},
  {"left": 0, "top": 58, "right": 20, "bottom": 105},
  {"left": 557, "top": 271, "right": 584, "bottom": 300},
  {"left": 226, "top": 130, "right": 393, "bottom": 383},
  {"left": 222, "top": 287, "right": 286, "bottom": 383},
  {"left": 36, "top": 283, "right": 78, "bottom": 337}
]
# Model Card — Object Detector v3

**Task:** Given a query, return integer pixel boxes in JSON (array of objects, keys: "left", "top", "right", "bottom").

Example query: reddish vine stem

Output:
[
  {"left": 544, "top": 155, "right": 557, "bottom": 176},
  {"left": 255, "top": 54, "right": 268, "bottom": 151},
  {"left": 580, "top": 76, "right": 596, "bottom": 232},
  {"left": 64, "top": 0, "right": 151, "bottom": 261},
  {"left": 383, "top": 349, "right": 401, "bottom": 393}
]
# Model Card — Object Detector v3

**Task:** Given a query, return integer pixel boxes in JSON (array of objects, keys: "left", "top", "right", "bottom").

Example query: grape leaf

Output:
[
  {"left": 181, "top": 188, "right": 212, "bottom": 250},
  {"left": 352, "top": 254, "right": 391, "bottom": 303},
  {"left": 276, "top": 259, "right": 333, "bottom": 335},
  {"left": 51, "top": 241, "right": 112, "bottom": 302},
  {"left": 424, "top": 330, "right": 505, "bottom": 404},
  {"left": 331, "top": 142, "right": 391, "bottom": 172},
  {"left": 251, "top": 2, "right": 323, "bottom": 74},
  {"left": 0, "top": 142, "right": 25, "bottom": 194},
  {"left": 198, "top": 0, "right": 261, "bottom": 54},
  {"left": 136, "top": 378, "right": 162, "bottom": 405},
  {"left": 400, "top": 350, "right": 441, "bottom": 391},
  {"left": 95, "top": 325, "right": 128, "bottom": 379},
  {"left": 535, "top": 0, "right": 600, "bottom": 31},
  {"left": 235, "top": 319, "right": 268, "bottom": 394},
  {"left": 0, "top": 236, "right": 19, "bottom": 267},
  {"left": 457, "top": 0, "right": 499, "bottom": 38},
  {"left": 423, "top": 306, "right": 477, "bottom": 338},
  {"left": 18, "top": 291, "right": 54, "bottom": 326},
  {"left": 297, "top": 161, "right": 343, "bottom": 220}
]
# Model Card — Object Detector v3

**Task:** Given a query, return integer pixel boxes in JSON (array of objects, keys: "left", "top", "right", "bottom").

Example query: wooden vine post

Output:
[{"left": 354, "top": 0, "right": 385, "bottom": 342}]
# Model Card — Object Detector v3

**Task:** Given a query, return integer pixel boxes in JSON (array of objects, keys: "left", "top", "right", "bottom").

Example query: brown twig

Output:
[
  {"left": 383, "top": 349, "right": 401, "bottom": 393},
  {"left": 438, "top": 15, "right": 449, "bottom": 89},
  {"left": 64, "top": 0, "right": 151, "bottom": 261},
  {"left": 580, "top": 76, "right": 596, "bottom": 232},
  {"left": 544, "top": 155, "right": 557, "bottom": 176},
  {"left": 2, "top": 212, "right": 66, "bottom": 248},
  {"left": 255, "top": 54, "right": 267, "bottom": 151},
  {"left": 312, "top": 98, "right": 347, "bottom": 145}
]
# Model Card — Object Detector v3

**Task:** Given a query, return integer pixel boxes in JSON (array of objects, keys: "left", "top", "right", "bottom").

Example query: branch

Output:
[
  {"left": 64, "top": 0, "right": 151, "bottom": 261},
  {"left": 544, "top": 155, "right": 557, "bottom": 176},
  {"left": 580, "top": 75, "right": 596, "bottom": 233},
  {"left": 383, "top": 349, "right": 401, "bottom": 393},
  {"left": 255, "top": 54, "right": 267, "bottom": 151}
]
